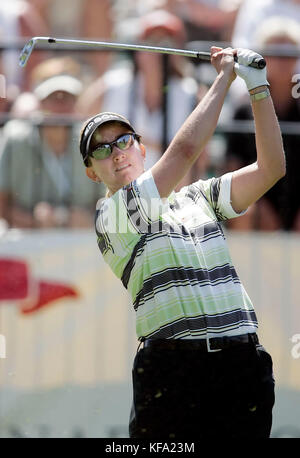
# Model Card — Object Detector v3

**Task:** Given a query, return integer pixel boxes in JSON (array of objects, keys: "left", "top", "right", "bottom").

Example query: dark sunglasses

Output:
[{"left": 89, "top": 133, "right": 141, "bottom": 161}]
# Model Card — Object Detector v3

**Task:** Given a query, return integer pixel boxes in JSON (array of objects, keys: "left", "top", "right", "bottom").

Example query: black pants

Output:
[{"left": 129, "top": 339, "right": 275, "bottom": 439}]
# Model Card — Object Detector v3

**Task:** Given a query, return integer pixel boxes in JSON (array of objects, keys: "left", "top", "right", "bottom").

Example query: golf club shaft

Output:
[
  {"left": 47, "top": 36, "right": 211, "bottom": 59},
  {"left": 19, "top": 36, "right": 266, "bottom": 69}
]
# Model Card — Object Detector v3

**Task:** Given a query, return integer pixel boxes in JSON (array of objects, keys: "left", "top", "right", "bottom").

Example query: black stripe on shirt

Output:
[
  {"left": 144, "top": 309, "right": 258, "bottom": 339},
  {"left": 133, "top": 264, "right": 240, "bottom": 311}
]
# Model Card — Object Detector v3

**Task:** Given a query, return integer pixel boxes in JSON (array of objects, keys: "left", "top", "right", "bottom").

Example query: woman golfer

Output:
[{"left": 80, "top": 47, "right": 285, "bottom": 438}]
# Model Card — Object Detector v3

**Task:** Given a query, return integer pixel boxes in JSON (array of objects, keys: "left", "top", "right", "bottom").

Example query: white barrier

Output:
[{"left": 0, "top": 229, "right": 299, "bottom": 437}]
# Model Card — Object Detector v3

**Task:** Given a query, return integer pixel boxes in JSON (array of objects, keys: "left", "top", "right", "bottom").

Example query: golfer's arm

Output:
[
  {"left": 151, "top": 71, "right": 232, "bottom": 198},
  {"left": 230, "top": 88, "right": 286, "bottom": 213}
]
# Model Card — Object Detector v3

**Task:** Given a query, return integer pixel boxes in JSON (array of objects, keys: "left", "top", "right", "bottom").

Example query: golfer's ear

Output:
[
  {"left": 86, "top": 167, "right": 101, "bottom": 183},
  {"left": 140, "top": 143, "right": 146, "bottom": 159}
]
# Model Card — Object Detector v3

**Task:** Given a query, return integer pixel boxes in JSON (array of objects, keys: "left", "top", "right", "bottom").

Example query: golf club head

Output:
[{"left": 19, "top": 38, "right": 37, "bottom": 67}]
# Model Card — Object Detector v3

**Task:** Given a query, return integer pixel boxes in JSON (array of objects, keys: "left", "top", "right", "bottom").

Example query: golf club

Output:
[{"left": 19, "top": 36, "right": 266, "bottom": 69}]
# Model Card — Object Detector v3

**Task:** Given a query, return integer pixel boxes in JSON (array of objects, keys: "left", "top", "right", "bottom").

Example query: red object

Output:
[
  {"left": 21, "top": 280, "right": 78, "bottom": 314},
  {"left": 0, "top": 257, "right": 79, "bottom": 314},
  {"left": 0, "top": 258, "right": 30, "bottom": 300}
]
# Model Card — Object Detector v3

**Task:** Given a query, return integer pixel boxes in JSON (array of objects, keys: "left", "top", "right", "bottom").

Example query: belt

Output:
[{"left": 142, "top": 333, "right": 259, "bottom": 353}]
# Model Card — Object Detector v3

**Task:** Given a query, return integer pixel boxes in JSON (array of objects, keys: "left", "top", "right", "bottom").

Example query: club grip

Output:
[
  {"left": 250, "top": 57, "right": 266, "bottom": 69},
  {"left": 234, "top": 55, "right": 266, "bottom": 69}
]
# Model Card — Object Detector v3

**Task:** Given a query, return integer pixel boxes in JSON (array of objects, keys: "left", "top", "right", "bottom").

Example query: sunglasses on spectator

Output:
[{"left": 89, "top": 133, "right": 141, "bottom": 160}]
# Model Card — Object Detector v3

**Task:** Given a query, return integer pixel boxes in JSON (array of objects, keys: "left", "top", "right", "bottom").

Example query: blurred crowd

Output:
[{"left": 0, "top": 0, "right": 300, "bottom": 231}]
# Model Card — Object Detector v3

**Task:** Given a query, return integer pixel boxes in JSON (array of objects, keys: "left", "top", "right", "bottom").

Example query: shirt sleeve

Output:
[{"left": 192, "top": 172, "right": 248, "bottom": 221}]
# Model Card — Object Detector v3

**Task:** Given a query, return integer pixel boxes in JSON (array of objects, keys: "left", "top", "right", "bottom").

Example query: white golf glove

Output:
[{"left": 234, "top": 48, "right": 269, "bottom": 91}]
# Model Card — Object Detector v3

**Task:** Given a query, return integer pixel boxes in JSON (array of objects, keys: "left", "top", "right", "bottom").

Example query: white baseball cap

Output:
[{"left": 34, "top": 75, "right": 83, "bottom": 100}]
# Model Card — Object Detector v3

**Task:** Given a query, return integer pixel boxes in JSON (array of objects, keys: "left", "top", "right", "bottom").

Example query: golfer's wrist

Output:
[{"left": 217, "top": 69, "right": 235, "bottom": 89}]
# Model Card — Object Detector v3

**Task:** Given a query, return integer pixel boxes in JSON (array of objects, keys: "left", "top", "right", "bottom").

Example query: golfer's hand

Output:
[
  {"left": 211, "top": 46, "right": 236, "bottom": 86},
  {"left": 234, "top": 48, "right": 269, "bottom": 91}
]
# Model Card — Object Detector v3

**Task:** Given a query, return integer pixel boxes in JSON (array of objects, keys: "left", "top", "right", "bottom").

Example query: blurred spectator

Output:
[
  {"left": 0, "top": 58, "right": 105, "bottom": 229},
  {"left": 11, "top": 55, "right": 82, "bottom": 118},
  {"left": 77, "top": 9, "right": 207, "bottom": 187},
  {"left": 0, "top": 36, "right": 17, "bottom": 150},
  {"left": 112, "top": 0, "right": 172, "bottom": 39},
  {"left": 26, "top": 0, "right": 113, "bottom": 79},
  {"left": 0, "top": 1, "right": 50, "bottom": 91},
  {"left": 163, "top": 0, "right": 244, "bottom": 42},
  {"left": 30, "top": 55, "right": 82, "bottom": 84},
  {"left": 81, "top": 0, "right": 113, "bottom": 77},
  {"left": 0, "top": 52, "right": 13, "bottom": 118},
  {"left": 27, "top": 0, "right": 112, "bottom": 38},
  {"left": 232, "top": 0, "right": 300, "bottom": 48},
  {"left": 225, "top": 16, "right": 300, "bottom": 231}
]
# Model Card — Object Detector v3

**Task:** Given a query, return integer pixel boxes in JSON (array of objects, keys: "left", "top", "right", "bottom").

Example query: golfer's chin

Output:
[
  {"left": 110, "top": 168, "right": 144, "bottom": 194},
  {"left": 117, "top": 166, "right": 144, "bottom": 185}
]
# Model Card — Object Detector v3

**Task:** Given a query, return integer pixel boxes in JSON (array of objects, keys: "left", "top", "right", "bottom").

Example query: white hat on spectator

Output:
[
  {"left": 254, "top": 15, "right": 300, "bottom": 47},
  {"left": 34, "top": 75, "right": 83, "bottom": 100}
]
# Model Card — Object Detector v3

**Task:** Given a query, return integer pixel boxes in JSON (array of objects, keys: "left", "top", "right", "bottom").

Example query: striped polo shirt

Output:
[{"left": 95, "top": 169, "right": 258, "bottom": 339}]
